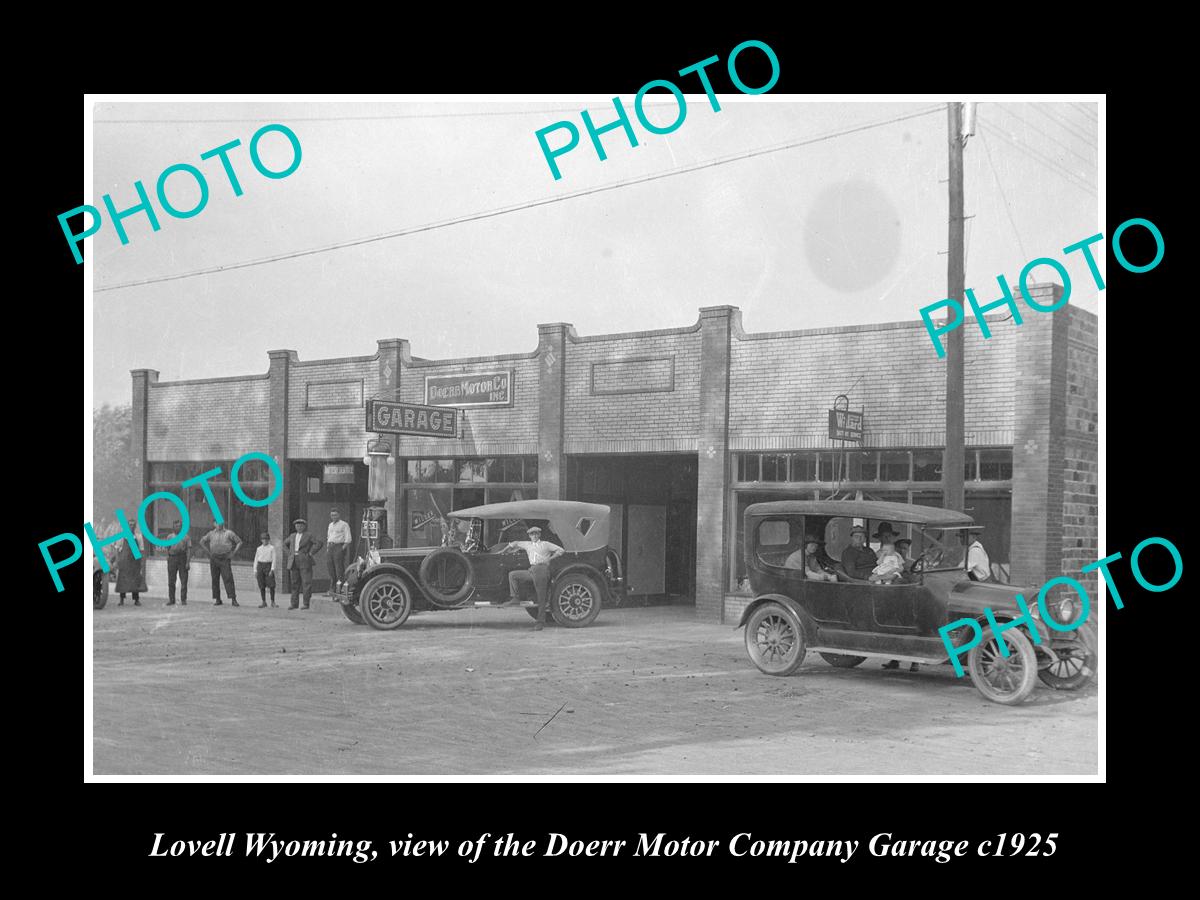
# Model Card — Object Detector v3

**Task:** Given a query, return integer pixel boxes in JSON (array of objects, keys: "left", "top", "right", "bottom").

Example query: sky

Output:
[{"left": 90, "top": 98, "right": 1099, "bottom": 408}]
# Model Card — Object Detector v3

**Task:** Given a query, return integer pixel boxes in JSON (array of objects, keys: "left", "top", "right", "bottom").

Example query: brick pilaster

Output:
[
  {"left": 696, "top": 306, "right": 738, "bottom": 623},
  {"left": 537, "top": 323, "right": 571, "bottom": 500},
  {"left": 377, "top": 339, "right": 406, "bottom": 536},
  {"left": 1009, "top": 285, "right": 1067, "bottom": 587},
  {"left": 267, "top": 350, "right": 296, "bottom": 550},
  {"left": 129, "top": 368, "right": 159, "bottom": 513}
]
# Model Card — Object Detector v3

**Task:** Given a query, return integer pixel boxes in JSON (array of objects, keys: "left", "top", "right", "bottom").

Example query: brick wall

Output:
[
  {"left": 147, "top": 375, "right": 270, "bottom": 460},
  {"left": 289, "top": 356, "right": 377, "bottom": 458},
  {"left": 397, "top": 352, "right": 540, "bottom": 456},
  {"left": 1062, "top": 307, "right": 1098, "bottom": 593},
  {"left": 729, "top": 314, "right": 1019, "bottom": 449},
  {"left": 564, "top": 325, "right": 702, "bottom": 453}
]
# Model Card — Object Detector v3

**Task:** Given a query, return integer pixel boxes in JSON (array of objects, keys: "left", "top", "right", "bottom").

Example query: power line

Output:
[
  {"left": 978, "top": 122, "right": 1097, "bottom": 198},
  {"left": 979, "top": 129, "right": 1028, "bottom": 260},
  {"left": 95, "top": 105, "right": 943, "bottom": 293},
  {"left": 1028, "top": 103, "right": 1095, "bottom": 148},
  {"left": 995, "top": 102, "right": 1095, "bottom": 165}
]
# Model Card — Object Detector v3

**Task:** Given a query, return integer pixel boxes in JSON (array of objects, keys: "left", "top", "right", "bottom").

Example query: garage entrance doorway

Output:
[{"left": 566, "top": 454, "right": 698, "bottom": 605}]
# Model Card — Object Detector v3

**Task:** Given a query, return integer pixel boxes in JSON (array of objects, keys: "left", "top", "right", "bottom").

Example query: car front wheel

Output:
[
  {"left": 550, "top": 574, "right": 601, "bottom": 627},
  {"left": 967, "top": 626, "right": 1038, "bottom": 704},
  {"left": 359, "top": 574, "right": 413, "bottom": 631},
  {"left": 745, "top": 601, "right": 807, "bottom": 676}
]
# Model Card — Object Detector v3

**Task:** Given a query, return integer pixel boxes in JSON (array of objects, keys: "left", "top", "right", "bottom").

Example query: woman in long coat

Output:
[{"left": 115, "top": 528, "right": 146, "bottom": 606}]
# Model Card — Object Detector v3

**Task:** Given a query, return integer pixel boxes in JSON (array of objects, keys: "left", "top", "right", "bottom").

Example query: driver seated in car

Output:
[{"left": 867, "top": 540, "right": 906, "bottom": 584}]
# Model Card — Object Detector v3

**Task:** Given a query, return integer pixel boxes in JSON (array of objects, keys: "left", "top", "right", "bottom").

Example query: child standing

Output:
[{"left": 254, "top": 532, "right": 278, "bottom": 608}]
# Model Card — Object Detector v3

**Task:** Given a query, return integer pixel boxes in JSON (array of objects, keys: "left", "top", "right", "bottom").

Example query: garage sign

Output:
[{"left": 367, "top": 399, "right": 458, "bottom": 437}]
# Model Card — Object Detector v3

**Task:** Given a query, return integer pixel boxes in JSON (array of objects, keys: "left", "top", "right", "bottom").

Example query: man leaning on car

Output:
[{"left": 504, "top": 526, "right": 565, "bottom": 632}]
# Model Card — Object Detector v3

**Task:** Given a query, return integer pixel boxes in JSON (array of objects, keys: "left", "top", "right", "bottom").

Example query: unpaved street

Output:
[{"left": 92, "top": 598, "right": 1098, "bottom": 776}]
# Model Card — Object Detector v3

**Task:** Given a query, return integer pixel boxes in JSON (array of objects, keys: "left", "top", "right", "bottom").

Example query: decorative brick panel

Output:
[
  {"left": 591, "top": 356, "right": 675, "bottom": 395},
  {"left": 147, "top": 374, "right": 269, "bottom": 461}
]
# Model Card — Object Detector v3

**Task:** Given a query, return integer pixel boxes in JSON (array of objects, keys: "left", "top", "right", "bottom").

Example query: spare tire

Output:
[{"left": 418, "top": 547, "right": 475, "bottom": 606}]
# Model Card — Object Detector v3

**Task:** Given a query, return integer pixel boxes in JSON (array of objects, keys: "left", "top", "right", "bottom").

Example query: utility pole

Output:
[{"left": 944, "top": 102, "right": 966, "bottom": 513}]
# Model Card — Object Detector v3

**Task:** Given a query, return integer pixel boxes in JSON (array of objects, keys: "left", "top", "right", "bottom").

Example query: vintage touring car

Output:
[
  {"left": 336, "top": 500, "right": 624, "bottom": 630},
  {"left": 738, "top": 500, "right": 1097, "bottom": 705}
]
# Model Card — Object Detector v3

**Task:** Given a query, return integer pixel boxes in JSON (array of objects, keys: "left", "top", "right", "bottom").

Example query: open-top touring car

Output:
[{"left": 337, "top": 499, "right": 625, "bottom": 630}]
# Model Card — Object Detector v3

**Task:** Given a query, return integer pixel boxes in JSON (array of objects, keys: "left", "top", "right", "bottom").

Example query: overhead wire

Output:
[
  {"left": 95, "top": 104, "right": 944, "bottom": 293},
  {"left": 1028, "top": 103, "right": 1096, "bottom": 148},
  {"left": 977, "top": 122, "right": 1097, "bottom": 198},
  {"left": 994, "top": 103, "right": 1096, "bottom": 165}
]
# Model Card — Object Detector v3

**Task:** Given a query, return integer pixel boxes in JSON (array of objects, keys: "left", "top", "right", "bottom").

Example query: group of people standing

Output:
[{"left": 105, "top": 509, "right": 357, "bottom": 611}]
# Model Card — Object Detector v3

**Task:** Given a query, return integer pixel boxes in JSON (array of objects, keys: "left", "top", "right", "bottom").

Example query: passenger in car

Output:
[
  {"left": 785, "top": 536, "right": 838, "bottom": 582},
  {"left": 840, "top": 526, "right": 877, "bottom": 581},
  {"left": 868, "top": 539, "right": 905, "bottom": 584}
]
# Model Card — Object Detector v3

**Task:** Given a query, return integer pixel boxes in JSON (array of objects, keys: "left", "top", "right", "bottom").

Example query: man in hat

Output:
[
  {"left": 200, "top": 521, "right": 243, "bottom": 607},
  {"left": 164, "top": 519, "right": 191, "bottom": 606},
  {"left": 504, "top": 525, "right": 565, "bottom": 631},
  {"left": 841, "top": 525, "right": 878, "bottom": 581},
  {"left": 283, "top": 518, "right": 324, "bottom": 609},
  {"left": 962, "top": 528, "right": 992, "bottom": 582},
  {"left": 326, "top": 508, "right": 353, "bottom": 595}
]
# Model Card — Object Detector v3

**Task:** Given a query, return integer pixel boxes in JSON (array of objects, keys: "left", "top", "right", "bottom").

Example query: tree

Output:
[{"left": 93, "top": 404, "right": 140, "bottom": 524}]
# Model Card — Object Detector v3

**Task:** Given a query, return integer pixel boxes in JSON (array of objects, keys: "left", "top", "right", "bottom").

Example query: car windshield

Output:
[{"left": 913, "top": 527, "right": 972, "bottom": 572}]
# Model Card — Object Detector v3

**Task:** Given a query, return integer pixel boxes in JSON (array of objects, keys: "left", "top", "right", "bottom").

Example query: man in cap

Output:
[
  {"left": 164, "top": 519, "right": 191, "bottom": 606},
  {"left": 841, "top": 525, "right": 878, "bottom": 581},
  {"left": 283, "top": 517, "right": 324, "bottom": 610},
  {"left": 200, "top": 521, "right": 243, "bottom": 607},
  {"left": 962, "top": 528, "right": 992, "bottom": 582},
  {"left": 504, "top": 525, "right": 565, "bottom": 631},
  {"left": 326, "top": 508, "right": 353, "bottom": 595}
]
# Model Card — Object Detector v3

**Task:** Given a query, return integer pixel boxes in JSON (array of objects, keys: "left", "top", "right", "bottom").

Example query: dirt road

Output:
[{"left": 91, "top": 597, "right": 1098, "bottom": 776}]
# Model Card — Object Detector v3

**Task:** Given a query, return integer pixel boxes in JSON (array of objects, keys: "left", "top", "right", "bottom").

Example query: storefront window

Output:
[
  {"left": 402, "top": 456, "right": 537, "bottom": 548},
  {"left": 790, "top": 452, "right": 817, "bottom": 482},
  {"left": 818, "top": 453, "right": 837, "bottom": 483},
  {"left": 761, "top": 454, "right": 788, "bottom": 482},
  {"left": 965, "top": 452, "right": 977, "bottom": 482},
  {"left": 979, "top": 448, "right": 1013, "bottom": 481},
  {"left": 912, "top": 450, "right": 942, "bottom": 482},
  {"left": 846, "top": 450, "right": 877, "bottom": 482},
  {"left": 737, "top": 454, "right": 760, "bottom": 482},
  {"left": 880, "top": 451, "right": 911, "bottom": 481},
  {"left": 458, "top": 459, "right": 488, "bottom": 483}
]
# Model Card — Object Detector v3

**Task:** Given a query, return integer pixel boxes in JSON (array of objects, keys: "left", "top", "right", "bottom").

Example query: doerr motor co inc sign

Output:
[
  {"left": 425, "top": 370, "right": 512, "bottom": 408},
  {"left": 367, "top": 399, "right": 458, "bottom": 438}
]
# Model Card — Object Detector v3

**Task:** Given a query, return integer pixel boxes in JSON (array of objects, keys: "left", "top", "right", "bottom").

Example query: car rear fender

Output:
[
  {"left": 554, "top": 562, "right": 608, "bottom": 596},
  {"left": 736, "top": 594, "right": 819, "bottom": 639}
]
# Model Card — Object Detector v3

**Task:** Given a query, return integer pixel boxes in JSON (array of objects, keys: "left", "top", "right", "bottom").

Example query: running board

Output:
[
  {"left": 808, "top": 646, "right": 949, "bottom": 665},
  {"left": 472, "top": 601, "right": 537, "bottom": 608}
]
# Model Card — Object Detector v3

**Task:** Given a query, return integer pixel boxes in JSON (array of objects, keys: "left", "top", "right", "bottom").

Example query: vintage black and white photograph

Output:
[{"left": 86, "top": 93, "right": 1101, "bottom": 777}]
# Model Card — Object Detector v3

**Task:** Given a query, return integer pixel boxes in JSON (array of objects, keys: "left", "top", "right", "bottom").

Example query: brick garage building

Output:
[{"left": 130, "top": 288, "right": 1097, "bottom": 621}]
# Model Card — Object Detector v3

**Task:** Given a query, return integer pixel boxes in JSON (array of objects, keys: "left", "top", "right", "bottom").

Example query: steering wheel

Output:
[{"left": 910, "top": 556, "right": 925, "bottom": 574}]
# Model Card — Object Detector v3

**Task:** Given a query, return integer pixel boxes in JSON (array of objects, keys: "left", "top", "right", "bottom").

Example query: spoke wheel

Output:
[
  {"left": 1038, "top": 644, "right": 1097, "bottom": 690},
  {"left": 358, "top": 574, "right": 413, "bottom": 631},
  {"left": 819, "top": 652, "right": 866, "bottom": 668},
  {"left": 550, "top": 574, "right": 601, "bottom": 628},
  {"left": 967, "top": 626, "right": 1038, "bottom": 705},
  {"left": 744, "top": 602, "right": 807, "bottom": 676}
]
